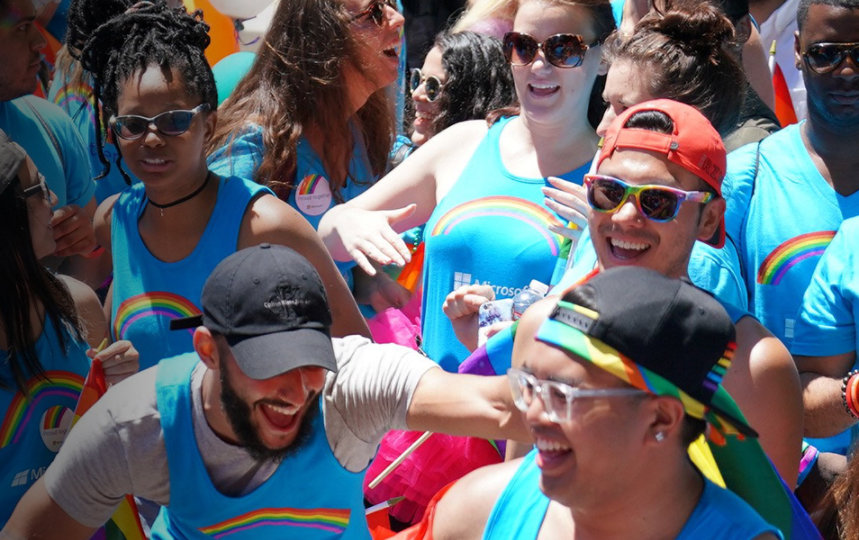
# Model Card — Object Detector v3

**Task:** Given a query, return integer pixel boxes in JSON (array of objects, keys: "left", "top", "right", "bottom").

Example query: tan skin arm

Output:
[
  {"left": 60, "top": 275, "right": 108, "bottom": 349},
  {"left": 725, "top": 317, "right": 803, "bottom": 487},
  {"left": 795, "top": 350, "right": 857, "bottom": 439},
  {"left": 429, "top": 460, "right": 520, "bottom": 540},
  {"left": 0, "top": 478, "right": 96, "bottom": 540},
  {"left": 238, "top": 193, "right": 370, "bottom": 339},
  {"left": 743, "top": 22, "right": 775, "bottom": 111},
  {"left": 318, "top": 121, "right": 487, "bottom": 271},
  {"left": 405, "top": 368, "right": 529, "bottom": 443}
]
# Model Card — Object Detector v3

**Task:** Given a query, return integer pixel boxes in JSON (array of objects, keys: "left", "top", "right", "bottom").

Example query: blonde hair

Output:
[{"left": 451, "top": 0, "right": 517, "bottom": 33}]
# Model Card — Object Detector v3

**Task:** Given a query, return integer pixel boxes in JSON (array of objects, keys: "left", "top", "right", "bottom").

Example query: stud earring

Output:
[{"left": 654, "top": 432, "right": 665, "bottom": 443}]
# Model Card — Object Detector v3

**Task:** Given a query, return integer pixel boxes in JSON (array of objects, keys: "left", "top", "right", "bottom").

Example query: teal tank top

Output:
[
  {"left": 110, "top": 176, "right": 270, "bottom": 370},
  {"left": 0, "top": 317, "right": 89, "bottom": 525},
  {"left": 150, "top": 354, "right": 370, "bottom": 539}
]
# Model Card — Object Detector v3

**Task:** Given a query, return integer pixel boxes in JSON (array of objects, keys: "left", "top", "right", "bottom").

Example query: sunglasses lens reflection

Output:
[{"left": 504, "top": 32, "right": 587, "bottom": 68}]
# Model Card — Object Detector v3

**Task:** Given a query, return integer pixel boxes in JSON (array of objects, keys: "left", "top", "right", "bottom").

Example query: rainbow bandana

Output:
[{"left": 534, "top": 267, "right": 757, "bottom": 444}]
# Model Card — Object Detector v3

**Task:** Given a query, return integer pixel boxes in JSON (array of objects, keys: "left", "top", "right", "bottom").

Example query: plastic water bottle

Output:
[{"left": 511, "top": 280, "right": 549, "bottom": 320}]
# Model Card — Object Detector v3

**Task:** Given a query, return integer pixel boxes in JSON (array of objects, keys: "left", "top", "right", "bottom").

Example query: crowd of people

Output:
[{"left": 0, "top": 0, "right": 858, "bottom": 538}]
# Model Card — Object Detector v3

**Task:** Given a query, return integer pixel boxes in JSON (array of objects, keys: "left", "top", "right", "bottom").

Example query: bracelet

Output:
[{"left": 841, "top": 369, "right": 859, "bottom": 419}]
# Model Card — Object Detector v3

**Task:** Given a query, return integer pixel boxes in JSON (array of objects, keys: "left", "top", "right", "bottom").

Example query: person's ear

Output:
[
  {"left": 203, "top": 109, "right": 217, "bottom": 143},
  {"left": 696, "top": 196, "right": 725, "bottom": 243},
  {"left": 646, "top": 395, "right": 685, "bottom": 444},
  {"left": 193, "top": 327, "right": 219, "bottom": 369}
]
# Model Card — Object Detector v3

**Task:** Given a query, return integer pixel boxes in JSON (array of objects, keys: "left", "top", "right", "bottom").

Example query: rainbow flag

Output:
[
  {"left": 770, "top": 40, "right": 798, "bottom": 127},
  {"left": 73, "top": 360, "right": 147, "bottom": 540}
]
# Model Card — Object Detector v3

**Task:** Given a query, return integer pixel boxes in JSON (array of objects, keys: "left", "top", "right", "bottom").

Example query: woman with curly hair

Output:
[{"left": 408, "top": 30, "right": 516, "bottom": 148}]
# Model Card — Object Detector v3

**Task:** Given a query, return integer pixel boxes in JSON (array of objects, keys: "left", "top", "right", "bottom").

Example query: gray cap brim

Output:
[{"left": 227, "top": 327, "right": 337, "bottom": 380}]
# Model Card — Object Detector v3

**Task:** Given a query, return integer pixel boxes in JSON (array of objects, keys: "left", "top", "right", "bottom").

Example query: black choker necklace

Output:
[{"left": 147, "top": 172, "right": 212, "bottom": 216}]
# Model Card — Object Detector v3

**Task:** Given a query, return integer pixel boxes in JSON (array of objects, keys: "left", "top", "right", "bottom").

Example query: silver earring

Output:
[{"left": 654, "top": 432, "right": 665, "bottom": 442}]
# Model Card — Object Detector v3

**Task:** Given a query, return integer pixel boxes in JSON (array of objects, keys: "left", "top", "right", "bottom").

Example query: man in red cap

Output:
[{"left": 446, "top": 99, "right": 804, "bottom": 489}]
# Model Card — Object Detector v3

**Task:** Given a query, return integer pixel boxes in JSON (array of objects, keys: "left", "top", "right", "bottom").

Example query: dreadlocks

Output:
[{"left": 74, "top": 0, "right": 217, "bottom": 183}]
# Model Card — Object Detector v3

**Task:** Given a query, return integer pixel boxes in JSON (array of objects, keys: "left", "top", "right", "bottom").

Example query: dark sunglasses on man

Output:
[
  {"left": 802, "top": 41, "right": 859, "bottom": 74},
  {"left": 503, "top": 31, "right": 600, "bottom": 69}
]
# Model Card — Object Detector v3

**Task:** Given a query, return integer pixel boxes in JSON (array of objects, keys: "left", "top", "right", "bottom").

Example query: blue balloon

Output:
[{"left": 212, "top": 51, "right": 256, "bottom": 106}]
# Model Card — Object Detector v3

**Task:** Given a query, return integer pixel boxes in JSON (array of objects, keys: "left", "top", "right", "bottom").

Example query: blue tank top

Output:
[
  {"left": 150, "top": 354, "right": 369, "bottom": 539},
  {"left": 484, "top": 450, "right": 780, "bottom": 539},
  {"left": 0, "top": 317, "right": 89, "bottom": 526},
  {"left": 110, "top": 176, "right": 269, "bottom": 370},
  {"left": 422, "top": 116, "right": 587, "bottom": 371}
]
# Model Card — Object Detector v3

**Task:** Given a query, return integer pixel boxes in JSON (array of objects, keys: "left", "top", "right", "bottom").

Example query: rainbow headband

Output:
[{"left": 535, "top": 301, "right": 757, "bottom": 444}]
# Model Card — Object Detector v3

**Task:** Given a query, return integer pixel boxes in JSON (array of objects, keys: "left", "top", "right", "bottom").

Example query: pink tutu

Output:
[{"left": 363, "top": 430, "right": 502, "bottom": 524}]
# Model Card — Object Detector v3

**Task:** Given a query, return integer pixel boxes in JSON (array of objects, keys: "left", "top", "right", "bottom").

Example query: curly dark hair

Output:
[
  {"left": 0, "top": 159, "right": 83, "bottom": 394},
  {"left": 206, "top": 0, "right": 396, "bottom": 200},
  {"left": 604, "top": 1, "right": 743, "bottom": 136},
  {"left": 426, "top": 31, "right": 517, "bottom": 135},
  {"left": 74, "top": 0, "right": 216, "bottom": 183}
]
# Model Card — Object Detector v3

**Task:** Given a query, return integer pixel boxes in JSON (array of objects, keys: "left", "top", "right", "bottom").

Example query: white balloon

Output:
[{"left": 208, "top": 0, "right": 273, "bottom": 20}]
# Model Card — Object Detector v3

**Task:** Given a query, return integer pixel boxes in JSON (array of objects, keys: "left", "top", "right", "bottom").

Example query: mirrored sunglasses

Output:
[
  {"left": 409, "top": 68, "right": 445, "bottom": 101},
  {"left": 502, "top": 31, "right": 598, "bottom": 69},
  {"left": 803, "top": 42, "right": 859, "bottom": 74},
  {"left": 584, "top": 173, "right": 713, "bottom": 222},
  {"left": 351, "top": 0, "right": 398, "bottom": 26},
  {"left": 109, "top": 103, "right": 211, "bottom": 141}
]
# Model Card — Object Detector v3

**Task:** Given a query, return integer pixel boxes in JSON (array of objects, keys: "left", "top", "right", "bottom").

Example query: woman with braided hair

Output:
[{"left": 79, "top": 0, "right": 368, "bottom": 370}]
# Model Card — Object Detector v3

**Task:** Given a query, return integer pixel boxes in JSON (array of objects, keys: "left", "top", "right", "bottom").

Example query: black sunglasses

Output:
[
  {"left": 502, "top": 32, "right": 599, "bottom": 69},
  {"left": 803, "top": 42, "right": 859, "bottom": 74},
  {"left": 109, "top": 103, "right": 211, "bottom": 141},
  {"left": 585, "top": 174, "right": 712, "bottom": 222},
  {"left": 351, "top": 0, "right": 397, "bottom": 26},
  {"left": 22, "top": 172, "right": 50, "bottom": 203},
  {"left": 409, "top": 68, "right": 445, "bottom": 101}
]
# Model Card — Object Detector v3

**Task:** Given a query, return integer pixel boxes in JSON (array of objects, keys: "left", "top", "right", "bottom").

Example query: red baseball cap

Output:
[{"left": 597, "top": 99, "right": 727, "bottom": 248}]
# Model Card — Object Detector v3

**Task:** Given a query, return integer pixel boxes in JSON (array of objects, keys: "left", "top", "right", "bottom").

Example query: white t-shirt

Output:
[{"left": 43, "top": 336, "right": 437, "bottom": 528}]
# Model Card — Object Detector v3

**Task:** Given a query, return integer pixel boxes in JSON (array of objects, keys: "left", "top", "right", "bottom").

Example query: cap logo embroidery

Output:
[
  {"left": 698, "top": 155, "right": 723, "bottom": 182},
  {"left": 263, "top": 286, "right": 301, "bottom": 319}
]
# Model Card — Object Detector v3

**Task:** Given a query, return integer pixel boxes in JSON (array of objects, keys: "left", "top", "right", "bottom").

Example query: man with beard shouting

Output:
[{"left": 1, "top": 244, "right": 528, "bottom": 540}]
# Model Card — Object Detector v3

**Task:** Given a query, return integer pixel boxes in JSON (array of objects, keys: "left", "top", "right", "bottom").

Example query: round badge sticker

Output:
[
  {"left": 39, "top": 406, "right": 75, "bottom": 452},
  {"left": 295, "top": 174, "right": 333, "bottom": 216}
]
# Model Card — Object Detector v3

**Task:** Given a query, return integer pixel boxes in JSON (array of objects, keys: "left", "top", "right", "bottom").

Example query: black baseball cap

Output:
[
  {"left": 0, "top": 129, "right": 26, "bottom": 197},
  {"left": 536, "top": 266, "right": 757, "bottom": 440},
  {"left": 172, "top": 244, "right": 337, "bottom": 379}
]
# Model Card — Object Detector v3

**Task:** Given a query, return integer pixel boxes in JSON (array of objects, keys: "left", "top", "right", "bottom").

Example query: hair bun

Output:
[{"left": 640, "top": 3, "right": 735, "bottom": 60}]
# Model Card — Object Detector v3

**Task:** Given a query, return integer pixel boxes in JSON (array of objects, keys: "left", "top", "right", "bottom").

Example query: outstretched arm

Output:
[
  {"left": 319, "top": 120, "right": 487, "bottom": 274},
  {"left": 405, "top": 368, "right": 529, "bottom": 443}
]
